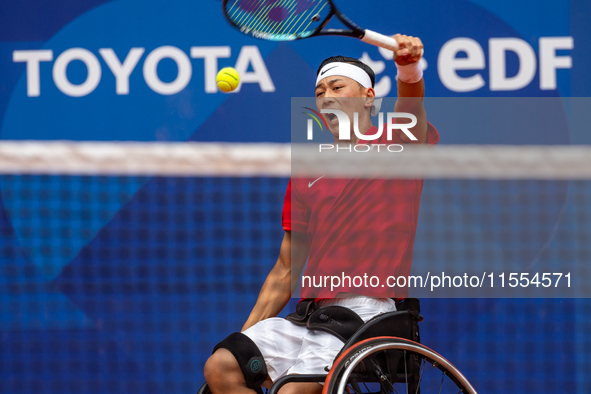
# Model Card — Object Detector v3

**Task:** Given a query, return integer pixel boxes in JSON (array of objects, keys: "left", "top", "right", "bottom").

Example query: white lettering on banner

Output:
[
  {"left": 233, "top": 46, "right": 275, "bottom": 92},
  {"left": 438, "top": 38, "right": 486, "bottom": 92},
  {"left": 13, "top": 50, "right": 53, "bottom": 97},
  {"left": 99, "top": 48, "right": 145, "bottom": 95},
  {"left": 489, "top": 38, "right": 536, "bottom": 91},
  {"left": 190, "top": 46, "right": 231, "bottom": 93},
  {"left": 539, "top": 37, "right": 574, "bottom": 90},
  {"left": 143, "top": 46, "right": 192, "bottom": 95},
  {"left": 438, "top": 36, "right": 574, "bottom": 92},
  {"left": 13, "top": 45, "right": 275, "bottom": 97},
  {"left": 53, "top": 48, "right": 102, "bottom": 97},
  {"left": 11, "top": 37, "right": 572, "bottom": 97}
]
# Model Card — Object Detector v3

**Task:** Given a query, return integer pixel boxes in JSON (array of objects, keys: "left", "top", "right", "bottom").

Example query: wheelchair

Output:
[{"left": 198, "top": 299, "right": 477, "bottom": 394}]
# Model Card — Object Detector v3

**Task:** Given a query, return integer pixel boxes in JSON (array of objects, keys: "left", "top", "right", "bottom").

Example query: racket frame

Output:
[{"left": 222, "top": 0, "right": 399, "bottom": 51}]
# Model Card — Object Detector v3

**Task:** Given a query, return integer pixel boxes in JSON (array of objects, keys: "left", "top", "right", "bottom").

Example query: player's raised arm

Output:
[{"left": 392, "top": 34, "right": 428, "bottom": 143}]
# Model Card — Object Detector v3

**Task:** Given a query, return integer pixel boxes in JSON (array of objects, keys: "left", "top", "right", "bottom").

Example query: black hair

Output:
[{"left": 316, "top": 55, "right": 376, "bottom": 88}]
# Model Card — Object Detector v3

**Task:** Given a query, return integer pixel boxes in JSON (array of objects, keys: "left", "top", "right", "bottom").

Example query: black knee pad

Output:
[{"left": 213, "top": 332, "right": 267, "bottom": 392}]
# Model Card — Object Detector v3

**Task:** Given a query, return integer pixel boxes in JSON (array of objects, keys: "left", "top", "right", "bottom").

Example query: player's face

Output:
[{"left": 315, "top": 76, "right": 367, "bottom": 138}]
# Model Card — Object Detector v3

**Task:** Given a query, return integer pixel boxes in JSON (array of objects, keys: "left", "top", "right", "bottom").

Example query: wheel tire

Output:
[{"left": 322, "top": 337, "right": 477, "bottom": 394}]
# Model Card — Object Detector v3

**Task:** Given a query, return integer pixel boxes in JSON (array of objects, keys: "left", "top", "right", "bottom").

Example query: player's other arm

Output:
[
  {"left": 392, "top": 34, "right": 428, "bottom": 143},
  {"left": 241, "top": 230, "right": 309, "bottom": 331}
]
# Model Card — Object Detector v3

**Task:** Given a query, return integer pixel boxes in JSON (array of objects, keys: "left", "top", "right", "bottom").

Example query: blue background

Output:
[{"left": 1, "top": 0, "right": 590, "bottom": 393}]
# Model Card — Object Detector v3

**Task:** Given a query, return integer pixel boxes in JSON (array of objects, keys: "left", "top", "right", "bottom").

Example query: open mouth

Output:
[{"left": 325, "top": 113, "right": 338, "bottom": 125}]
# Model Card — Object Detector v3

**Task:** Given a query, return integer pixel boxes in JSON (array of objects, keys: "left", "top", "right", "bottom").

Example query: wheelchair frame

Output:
[{"left": 198, "top": 302, "right": 478, "bottom": 394}]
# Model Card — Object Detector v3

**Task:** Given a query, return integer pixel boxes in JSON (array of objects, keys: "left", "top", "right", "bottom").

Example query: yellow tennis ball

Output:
[{"left": 216, "top": 67, "right": 240, "bottom": 92}]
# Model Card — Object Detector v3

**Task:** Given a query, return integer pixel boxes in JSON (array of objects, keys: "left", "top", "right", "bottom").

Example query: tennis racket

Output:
[{"left": 222, "top": 0, "right": 400, "bottom": 52}]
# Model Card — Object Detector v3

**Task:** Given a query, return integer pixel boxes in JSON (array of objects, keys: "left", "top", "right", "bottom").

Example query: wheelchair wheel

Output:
[{"left": 322, "top": 337, "right": 477, "bottom": 394}]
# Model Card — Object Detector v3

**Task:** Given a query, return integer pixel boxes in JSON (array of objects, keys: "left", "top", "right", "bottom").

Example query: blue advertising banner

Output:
[{"left": 0, "top": 1, "right": 590, "bottom": 393}]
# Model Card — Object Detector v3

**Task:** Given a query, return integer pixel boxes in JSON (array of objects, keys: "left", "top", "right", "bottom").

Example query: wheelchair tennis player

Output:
[{"left": 204, "top": 34, "right": 438, "bottom": 394}]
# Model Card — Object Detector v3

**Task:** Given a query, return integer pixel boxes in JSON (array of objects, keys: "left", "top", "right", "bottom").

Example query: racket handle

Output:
[{"left": 361, "top": 29, "right": 399, "bottom": 51}]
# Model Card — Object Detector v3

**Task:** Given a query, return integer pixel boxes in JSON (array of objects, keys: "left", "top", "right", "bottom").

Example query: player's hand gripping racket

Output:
[{"left": 222, "top": 0, "right": 400, "bottom": 52}]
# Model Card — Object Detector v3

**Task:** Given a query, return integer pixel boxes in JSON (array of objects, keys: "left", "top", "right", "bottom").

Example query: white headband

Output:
[
  {"left": 315, "top": 62, "right": 382, "bottom": 116},
  {"left": 316, "top": 62, "right": 372, "bottom": 88}
]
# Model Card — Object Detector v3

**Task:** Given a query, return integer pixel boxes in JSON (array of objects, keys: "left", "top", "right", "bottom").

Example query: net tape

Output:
[{"left": 0, "top": 141, "right": 590, "bottom": 179}]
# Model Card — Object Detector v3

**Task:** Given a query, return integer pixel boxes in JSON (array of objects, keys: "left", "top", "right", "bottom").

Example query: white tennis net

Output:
[{"left": 0, "top": 141, "right": 590, "bottom": 179}]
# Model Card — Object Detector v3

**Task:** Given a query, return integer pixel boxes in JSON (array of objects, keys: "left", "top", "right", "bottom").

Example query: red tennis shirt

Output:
[{"left": 282, "top": 122, "right": 439, "bottom": 298}]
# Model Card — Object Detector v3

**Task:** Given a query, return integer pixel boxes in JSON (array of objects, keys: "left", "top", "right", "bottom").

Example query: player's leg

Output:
[
  {"left": 277, "top": 382, "right": 323, "bottom": 394},
  {"left": 204, "top": 348, "right": 254, "bottom": 394},
  {"left": 286, "top": 328, "right": 345, "bottom": 379},
  {"left": 205, "top": 317, "right": 306, "bottom": 394}
]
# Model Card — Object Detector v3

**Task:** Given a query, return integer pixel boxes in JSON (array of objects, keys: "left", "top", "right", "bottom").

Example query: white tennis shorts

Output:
[{"left": 242, "top": 297, "right": 396, "bottom": 382}]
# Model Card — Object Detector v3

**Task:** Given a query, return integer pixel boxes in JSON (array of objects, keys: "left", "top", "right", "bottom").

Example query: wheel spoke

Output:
[
  {"left": 328, "top": 338, "right": 476, "bottom": 394},
  {"left": 438, "top": 370, "right": 447, "bottom": 394},
  {"left": 414, "top": 358, "right": 426, "bottom": 394},
  {"left": 361, "top": 381, "right": 369, "bottom": 392},
  {"left": 404, "top": 350, "right": 408, "bottom": 394},
  {"left": 370, "top": 357, "right": 397, "bottom": 394}
]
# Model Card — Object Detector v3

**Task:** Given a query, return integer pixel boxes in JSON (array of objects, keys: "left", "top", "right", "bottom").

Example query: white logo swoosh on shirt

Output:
[{"left": 308, "top": 176, "right": 325, "bottom": 188}]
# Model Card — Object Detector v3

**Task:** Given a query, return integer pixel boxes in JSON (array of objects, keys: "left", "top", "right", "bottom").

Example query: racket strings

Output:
[
  {"left": 251, "top": 0, "right": 294, "bottom": 35},
  {"left": 232, "top": 0, "right": 281, "bottom": 33},
  {"left": 267, "top": 0, "right": 300, "bottom": 35},
  {"left": 283, "top": 0, "right": 326, "bottom": 36},
  {"left": 271, "top": 0, "right": 310, "bottom": 36},
  {"left": 277, "top": 0, "right": 322, "bottom": 35},
  {"left": 235, "top": 1, "right": 268, "bottom": 30},
  {"left": 289, "top": 0, "right": 328, "bottom": 36},
  {"left": 245, "top": 0, "right": 284, "bottom": 31},
  {"left": 229, "top": 0, "right": 258, "bottom": 22},
  {"left": 225, "top": 0, "right": 329, "bottom": 39}
]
